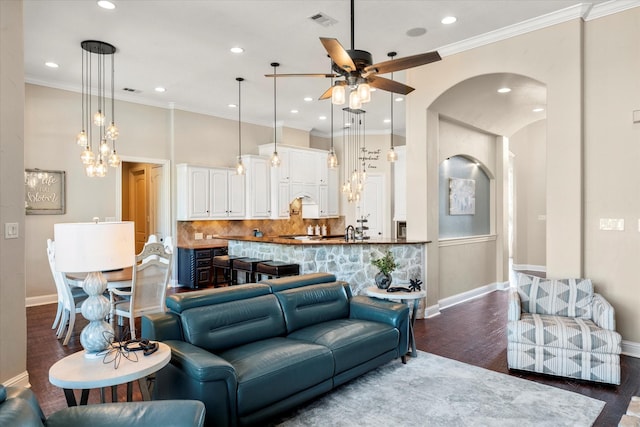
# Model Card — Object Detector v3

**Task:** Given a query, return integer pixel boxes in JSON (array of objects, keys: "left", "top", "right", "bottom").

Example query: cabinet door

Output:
[
  {"left": 277, "top": 182, "right": 290, "bottom": 217},
  {"left": 227, "top": 172, "right": 246, "bottom": 218},
  {"left": 327, "top": 167, "right": 339, "bottom": 217},
  {"left": 249, "top": 157, "right": 270, "bottom": 218},
  {"left": 317, "top": 152, "right": 329, "bottom": 186},
  {"left": 209, "top": 168, "right": 229, "bottom": 218},
  {"left": 187, "top": 166, "right": 211, "bottom": 219},
  {"left": 319, "top": 185, "right": 328, "bottom": 217}
]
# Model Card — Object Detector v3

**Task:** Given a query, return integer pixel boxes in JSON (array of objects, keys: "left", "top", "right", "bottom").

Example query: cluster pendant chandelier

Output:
[
  {"left": 341, "top": 108, "right": 367, "bottom": 202},
  {"left": 76, "top": 40, "right": 120, "bottom": 177}
]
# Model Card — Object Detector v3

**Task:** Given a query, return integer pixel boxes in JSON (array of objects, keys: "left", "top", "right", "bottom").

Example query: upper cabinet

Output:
[
  {"left": 393, "top": 146, "right": 406, "bottom": 222},
  {"left": 243, "top": 155, "right": 271, "bottom": 219},
  {"left": 177, "top": 164, "right": 246, "bottom": 220},
  {"left": 259, "top": 145, "right": 339, "bottom": 219}
]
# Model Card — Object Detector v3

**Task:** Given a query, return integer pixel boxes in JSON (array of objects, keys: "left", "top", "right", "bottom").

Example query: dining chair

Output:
[
  {"left": 110, "top": 242, "right": 172, "bottom": 339},
  {"left": 47, "top": 239, "right": 87, "bottom": 345}
]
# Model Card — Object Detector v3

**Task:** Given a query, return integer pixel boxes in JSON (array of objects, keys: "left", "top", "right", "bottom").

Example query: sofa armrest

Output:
[
  {"left": 349, "top": 295, "right": 410, "bottom": 357},
  {"left": 592, "top": 293, "right": 616, "bottom": 330},
  {"left": 46, "top": 400, "right": 205, "bottom": 427},
  {"left": 165, "top": 340, "right": 237, "bottom": 383},
  {"left": 142, "top": 312, "right": 183, "bottom": 341},
  {"left": 507, "top": 288, "right": 522, "bottom": 321}
]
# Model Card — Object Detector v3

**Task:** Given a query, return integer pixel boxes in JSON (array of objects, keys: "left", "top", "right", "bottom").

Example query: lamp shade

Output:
[{"left": 54, "top": 221, "right": 135, "bottom": 272}]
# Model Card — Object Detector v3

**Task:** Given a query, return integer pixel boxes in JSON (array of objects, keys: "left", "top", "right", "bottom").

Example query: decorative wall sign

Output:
[
  {"left": 25, "top": 169, "right": 66, "bottom": 215},
  {"left": 449, "top": 177, "right": 475, "bottom": 215}
]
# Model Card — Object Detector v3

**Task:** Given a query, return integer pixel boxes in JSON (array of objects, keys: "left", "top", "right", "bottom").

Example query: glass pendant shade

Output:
[
  {"left": 81, "top": 148, "right": 95, "bottom": 165},
  {"left": 327, "top": 150, "right": 338, "bottom": 168},
  {"left": 271, "top": 151, "right": 281, "bottom": 167},
  {"left": 349, "top": 90, "right": 362, "bottom": 109},
  {"left": 387, "top": 147, "right": 397, "bottom": 162},
  {"left": 93, "top": 110, "right": 105, "bottom": 126},
  {"left": 85, "top": 162, "right": 97, "bottom": 177},
  {"left": 357, "top": 83, "right": 371, "bottom": 103},
  {"left": 76, "top": 130, "right": 87, "bottom": 146},
  {"left": 236, "top": 156, "right": 245, "bottom": 175},
  {"left": 108, "top": 151, "right": 121, "bottom": 168},
  {"left": 106, "top": 122, "right": 119, "bottom": 140},
  {"left": 95, "top": 161, "right": 107, "bottom": 177},
  {"left": 99, "top": 139, "right": 111, "bottom": 157},
  {"left": 332, "top": 84, "right": 346, "bottom": 105}
]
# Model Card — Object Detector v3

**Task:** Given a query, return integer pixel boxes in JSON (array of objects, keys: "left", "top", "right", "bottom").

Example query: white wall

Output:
[{"left": 0, "top": 0, "right": 27, "bottom": 386}]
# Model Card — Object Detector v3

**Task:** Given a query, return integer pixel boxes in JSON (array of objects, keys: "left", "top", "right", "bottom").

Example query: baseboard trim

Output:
[
  {"left": 622, "top": 340, "right": 640, "bottom": 359},
  {"left": 26, "top": 293, "right": 57, "bottom": 308},
  {"left": 512, "top": 264, "right": 546, "bottom": 273},
  {"left": 3, "top": 371, "right": 30, "bottom": 388},
  {"left": 424, "top": 281, "right": 509, "bottom": 318}
]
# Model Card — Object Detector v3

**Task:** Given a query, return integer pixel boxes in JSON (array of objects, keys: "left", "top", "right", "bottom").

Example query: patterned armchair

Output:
[{"left": 507, "top": 273, "right": 621, "bottom": 384}]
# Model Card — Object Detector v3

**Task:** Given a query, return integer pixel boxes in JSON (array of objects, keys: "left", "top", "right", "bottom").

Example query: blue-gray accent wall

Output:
[{"left": 439, "top": 155, "right": 490, "bottom": 238}]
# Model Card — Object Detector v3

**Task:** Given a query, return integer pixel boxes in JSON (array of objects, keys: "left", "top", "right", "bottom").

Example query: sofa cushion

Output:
[
  {"left": 219, "top": 337, "right": 334, "bottom": 416},
  {"left": 508, "top": 313, "right": 621, "bottom": 354},
  {"left": 516, "top": 273, "right": 593, "bottom": 319},
  {"left": 288, "top": 318, "right": 399, "bottom": 374},
  {"left": 180, "top": 294, "right": 286, "bottom": 352},
  {"left": 275, "top": 282, "right": 350, "bottom": 334}
]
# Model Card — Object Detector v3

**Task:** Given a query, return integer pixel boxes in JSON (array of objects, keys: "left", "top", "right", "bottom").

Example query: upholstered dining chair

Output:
[
  {"left": 110, "top": 242, "right": 172, "bottom": 339},
  {"left": 46, "top": 239, "right": 87, "bottom": 345}
]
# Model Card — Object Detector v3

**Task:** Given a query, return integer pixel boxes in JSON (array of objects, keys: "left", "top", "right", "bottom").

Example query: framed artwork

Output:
[
  {"left": 25, "top": 169, "right": 66, "bottom": 215},
  {"left": 449, "top": 178, "right": 475, "bottom": 215}
]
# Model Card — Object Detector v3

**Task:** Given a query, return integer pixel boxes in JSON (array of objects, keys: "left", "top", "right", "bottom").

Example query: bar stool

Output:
[
  {"left": 212, "top": 255, "right": 247, "bottom": 286},
  {"left": 256, "top": 261, "right": 300, "bottom": 281},
  {"left": 232, "top": 258, "right": 271, "bottom": 284}
]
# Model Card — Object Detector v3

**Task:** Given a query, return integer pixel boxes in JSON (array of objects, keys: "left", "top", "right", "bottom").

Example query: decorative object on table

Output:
[
  {"left": 54, "top": 220, "right": 135, "bottom": 357},
  {"left": 25, "top": 169, "right": 65, "bottom": 214},
  {"left": 371, "top": 250, "right": 397, "bottom": 289},
  {"left": 386, "top": 286, "right": 411, "bottom": 293},
  {"left": 409, "top": 278, "right": 423, "bottom": 292},
  {"left": 76, "top": 40, "right": 122, "bottom": 177}
]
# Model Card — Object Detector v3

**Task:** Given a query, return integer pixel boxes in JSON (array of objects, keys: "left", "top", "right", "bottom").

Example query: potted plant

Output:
[{"left": 371, "top": 250, "right": 397, "bottom": 289}]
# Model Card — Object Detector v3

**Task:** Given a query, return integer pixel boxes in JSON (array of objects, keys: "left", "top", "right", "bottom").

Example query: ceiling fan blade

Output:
[
  {"left": 367, "top": 76, "right": 415, "bottom": 95},
  {"left": 320, "top": 37, "right": 356, "bottom": 73},
  {"left": 364, "top": 51, "right": 441, "bottom": 76},
  {"left": 319, "top": 86, "right": 334, "bottom": 100},
  {"left": 264, "top": 73, "right": 337, "bottom": 78}
]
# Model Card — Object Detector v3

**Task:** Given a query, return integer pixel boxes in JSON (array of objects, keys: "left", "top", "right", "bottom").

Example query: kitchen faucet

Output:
[{"left": 345, "top": 225, "right": 355, "bottom": 242}]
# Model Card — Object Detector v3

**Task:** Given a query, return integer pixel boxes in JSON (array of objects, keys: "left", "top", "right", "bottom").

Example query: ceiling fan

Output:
[{"left": 265, "top": 0, "right": 441, "bottom": 105}]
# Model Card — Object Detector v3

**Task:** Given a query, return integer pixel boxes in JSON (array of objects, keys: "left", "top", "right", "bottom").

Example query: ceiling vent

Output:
[
  {"left": 309, "top": 12, "right": 337, "bottom": 27},
  {"left": 122, "top": 87, "right": 141, "bottom": 93}
]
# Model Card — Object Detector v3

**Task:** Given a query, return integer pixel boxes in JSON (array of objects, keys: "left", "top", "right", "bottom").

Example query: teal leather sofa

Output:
[
  {"left": 0, "top": 383, "right": 205, "bottom": 426},
  {"left": 142, "top": 273, "right": 410, "bottom": 426}
]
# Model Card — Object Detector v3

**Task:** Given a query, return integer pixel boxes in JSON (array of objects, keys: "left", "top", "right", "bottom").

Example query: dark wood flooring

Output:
[{"left": 27, "top": 285, "right": 639, "bottom": 425}]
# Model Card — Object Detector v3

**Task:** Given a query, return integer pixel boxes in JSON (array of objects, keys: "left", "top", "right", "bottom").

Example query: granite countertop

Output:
[
  {"left": 218, "top": 235, "right": 430, "bottom": 245},
  {"left": 177, "top": 239, "right": 228, "bottom": 249}
]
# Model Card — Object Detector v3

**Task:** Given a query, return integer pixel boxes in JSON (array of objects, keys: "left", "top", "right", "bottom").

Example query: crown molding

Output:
[{"left": 586, "top": 0, "right": 640, "bottom": 20}]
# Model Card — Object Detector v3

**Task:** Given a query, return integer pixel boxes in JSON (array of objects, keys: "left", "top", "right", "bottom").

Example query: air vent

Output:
[
  {"left": 122, "top": 87, "right": 141, "bottom": 93},
  {"left": 309, "top": 12, "right": 337, "bottom": 27}
]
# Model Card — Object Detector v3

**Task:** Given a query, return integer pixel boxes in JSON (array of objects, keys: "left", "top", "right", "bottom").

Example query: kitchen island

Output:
[{"left": 222, "top": 235, "right": 429, "bottom": 316}]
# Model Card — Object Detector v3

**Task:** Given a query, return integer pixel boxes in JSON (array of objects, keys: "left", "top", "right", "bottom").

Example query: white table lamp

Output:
[{"left": 54, "top": 221, "right": 134, "bottom": 356}]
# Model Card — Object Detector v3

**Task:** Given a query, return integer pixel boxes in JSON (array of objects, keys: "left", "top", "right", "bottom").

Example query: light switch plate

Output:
[
  {"left": 194, "top": 232, "right": 203, "bottom": 240},
  {"left": 600, "top": 218, "right": 624, "bottom": 231},
  {"left": 4, "top": 223, "right": 19, "bottom": 239}
]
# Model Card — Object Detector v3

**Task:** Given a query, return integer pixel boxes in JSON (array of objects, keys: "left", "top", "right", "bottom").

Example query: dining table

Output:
[{"left": 66, "top": 267, "right": 133, "bottom": 289}]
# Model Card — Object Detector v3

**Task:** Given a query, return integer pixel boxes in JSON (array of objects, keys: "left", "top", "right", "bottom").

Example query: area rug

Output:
[{"left": 274, "top": 351, "right": 605, "bottom": 426}]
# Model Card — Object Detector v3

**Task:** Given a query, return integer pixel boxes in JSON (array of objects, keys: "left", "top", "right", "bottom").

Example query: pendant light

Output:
[
  {"left": 76, "top": 40, "right": 120, "bottom": 177},
  {"left": 327, "top": 62, "right": 338, "bottom": 169},
  {"left": 235, "top": 77, "right": 245, "bottom": 175},
  {"left": 270, "top": 62, "right": 281, "bottom": 167},
  {"left": 386, "top": 52, "right": 398, "bottom": 162}
]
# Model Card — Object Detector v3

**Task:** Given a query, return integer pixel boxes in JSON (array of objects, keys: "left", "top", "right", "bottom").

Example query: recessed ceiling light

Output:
[
  {"left": 394, "top": 97, "right": 404, "bottom": 102},
  {"left": 45, "top": 62, "right": 59, "bottom": 68},
  {"left": 383, "top": 119, "right": 391, "bottom": 123},
  {"left": 497, "top": 87, "right": 511, "bottom": 94},
  {"left": 97, "top": 0, "right": 116, "bottom": 10},
  {"left": 406, "top": 27, "right": 427, "bottom": 37},
  {"left": 291, "top": 109, "right": 299, "bottom": 114},
  {"left": 441, "top": 16, "right": 457, "bottom": 25},
  {"left": 304, "top": 97, "right": 313, "bottom": 102},
  {"left": 228, "top": 103, "right": 237, "bottom": 108},
  {"left": 230, "top": 47, "right": 244, "bottom": 54},
  {"left": 154, "top": 87, "right": 166, "bottom": 93},
  {"left": 319, "top": 116, "right": 327, "bottom": 120},
  {"left": 533, "top": 107, "right": 545, "bottom": 113}
]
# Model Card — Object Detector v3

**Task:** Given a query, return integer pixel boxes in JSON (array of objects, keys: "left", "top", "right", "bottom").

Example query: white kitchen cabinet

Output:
[
  {"left": 243, "top": 155, "right": 271, "bottom": 219},
  {"left": 393, "top": 145, "right": 406, "bottom": 222},
  {"left": 327, "top": 167, "right": 339, "bottom": 217},
  {"left": 176, "top": 164, "right": 245, "bottom": 220}
]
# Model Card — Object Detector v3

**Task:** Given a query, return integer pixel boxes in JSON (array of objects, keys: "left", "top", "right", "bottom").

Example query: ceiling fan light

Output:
[
  {"left": 349, "top": 90, "right": 361, "bottom": 109},
  {"left": 332, "top": 84, "right": 346, "bottom": 105},
  {"left": 357, "top": 83, "right": 371, "bottom": 103}
]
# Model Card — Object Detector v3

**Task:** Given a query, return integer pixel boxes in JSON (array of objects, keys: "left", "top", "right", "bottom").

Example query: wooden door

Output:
[
  {"left": 129, "top": 166, "right": 148, "bottom": 253},
  {"left": 149, "top": 165, "right": 164, "bottom": 239}
]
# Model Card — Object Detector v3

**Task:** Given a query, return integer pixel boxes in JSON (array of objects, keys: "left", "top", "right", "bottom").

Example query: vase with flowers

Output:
[{"left": 371, "top": 250, "right": 397, "bottom": 289}]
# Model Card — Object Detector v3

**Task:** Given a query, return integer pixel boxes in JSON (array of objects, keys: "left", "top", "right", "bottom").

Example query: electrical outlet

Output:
[
  {"left": 206, "top": 235, "right": 212, "bottom": 239},
  {"left": 194, "top": 232, "right": 203, "bottom": 240}
]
